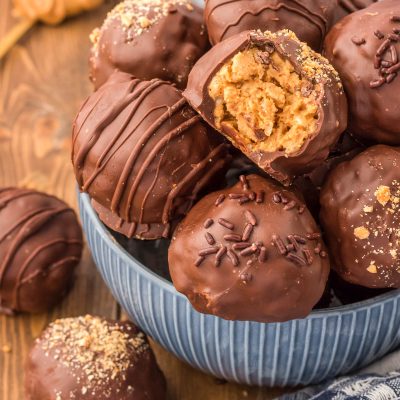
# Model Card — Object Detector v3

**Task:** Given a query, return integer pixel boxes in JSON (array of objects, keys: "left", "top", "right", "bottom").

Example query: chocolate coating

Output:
[
  {"left": 330, "top": 272, "right": 392, "bottom": 305},
  {"left": 89, "top": 0, "right": 209, "bottom": 90},
  {"left": 169, "top": 174, "right": 330, "bottom": 322},
  {"left": 333, "top": 0, "right": 377, "bottom": 24},
  {"left": 72, "top": 71, "right": 229, "bottom": 240},
  {"left": 184, "top": 30, "right": 347, "bottom": 185},
  {"left": 320, "top": 145, "right": 400, "bottom": 288},
  {"left": 0, "top": 188, "right": 82, "bottom": 315},
  {"left": 25, "top": 315, "right": 166, "bottom": 400},
  {"left": 205, "top": 0, "right": 336, "bottom": 51},
  {"left": 324, "top": 0, "right": 400, "bottom": 145},
  {"left": 293, "top": 132, "right": 365, "bottom": 220}
]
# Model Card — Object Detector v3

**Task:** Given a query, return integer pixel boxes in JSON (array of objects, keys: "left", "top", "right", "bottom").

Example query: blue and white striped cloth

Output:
[{"left": 279, "top": 349, "right": 400, "bottom": 400}]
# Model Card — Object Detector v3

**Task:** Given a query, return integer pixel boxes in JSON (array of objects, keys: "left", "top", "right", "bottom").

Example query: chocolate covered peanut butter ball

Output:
[
  {"left": 72, "top": 71, "right": 229, "bottom": 240},
  {"left": 320, "top": 145, "right": 400, "bottom": 288},
  {"left": 205, "top": 0, "right": 336, "bottom": 51},
  {"left": 0, "top": 188, "right": 82, "bottom": 315},
  {"left": 184, "top": 30, "right": 347, "bottom": 185},
  {"left": 169, "top": 174, "right": 330, "bottom": 322},
  {"left": 25, "top": 316, "right": 166, "bottom": 399},
  {"left": 325, "top": 0, "right": 400, "bottom": 145},
  {"left": 89, "top": 0, "right": 209, "bottom": 89}
]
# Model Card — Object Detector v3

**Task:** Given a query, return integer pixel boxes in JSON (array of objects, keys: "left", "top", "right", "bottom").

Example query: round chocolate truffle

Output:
[
  {"left": 333, "top": 0, "right": 377, "bottom": 24},
  {"left": 320, "top": 145, "right": 400, "bottom": 288},
  {"left": 169, "top": 174, "right": 330, "bottom": 322},
  {"left": 25, "top": 315, "right": 166, "bottom": 400},
  {"left": 205, "top": 0, "right": 336, "bottom": 51},
  {"left": 89, "top": 0, "right": 209, "bottom": 90},
  {"left": 0, "top": 188, "right": 83, "bottom": 315},
  {"left": 72, "top": 71, "right": 230, "bottom": 240},
  {"left": 324, "top": 0, "right": 400, "bottom": 145},
  {"left": 184, "top": 29, "right": 347, "bottom": 185}
]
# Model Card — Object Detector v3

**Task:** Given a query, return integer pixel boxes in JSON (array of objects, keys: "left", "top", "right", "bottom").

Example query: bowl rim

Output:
[{"left": 80, "top": 192, "right": 400, "bottom": 320}]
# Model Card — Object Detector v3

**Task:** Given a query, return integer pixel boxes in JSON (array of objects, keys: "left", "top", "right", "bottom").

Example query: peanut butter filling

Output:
[{"left": 208, "top": 47, "right": 320, "bottom": 155}]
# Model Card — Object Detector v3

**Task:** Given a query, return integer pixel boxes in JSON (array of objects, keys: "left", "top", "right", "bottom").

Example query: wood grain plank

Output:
[
  {"left": 0, "top": 3, "right": 119, "bottom": 399},
  {"left": 0, "top": 1, "right": 288, "bottom": 398}
]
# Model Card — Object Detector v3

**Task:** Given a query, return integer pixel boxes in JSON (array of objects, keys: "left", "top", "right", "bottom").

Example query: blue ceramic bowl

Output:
[{"left": 79, "top": 192, "right": 400, "bottom": 387}]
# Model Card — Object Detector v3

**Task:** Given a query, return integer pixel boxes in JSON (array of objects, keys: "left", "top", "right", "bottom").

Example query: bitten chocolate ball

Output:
[
  {"left": 205, "top": 0, "right": 336, "bottom": 51},
  {"left": 169, "top": 174, "right": 330, "bottom": 322},
  {"left": 0, "top": 188, "right": 82, "bottom": 315},
  {"left": 320, "top": 145, "right": 400, "bottom": 288},
  {"left": 333, "top": 0, "right": 377, "bottom": 24},
  {"left": 184, "top": 30, "right": 347, "bottom": 186},
  {"left": 72, "top": 71, "right": 229, "bottom": 240},
  {"left": 324, "top": 0, "right": 400, "bottom": 145},
  {"left": 89, "top": 0, "right": 209, "bottom": 90},
  {"left": 25, "top": 315, "right": 166, "bottom": 400}
]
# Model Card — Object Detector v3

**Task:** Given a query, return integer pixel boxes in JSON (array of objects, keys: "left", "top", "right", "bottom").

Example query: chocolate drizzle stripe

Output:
[
  {"left": 19, "top": 256, "right": 80, "bottom": 286},
  {"left": 0, "top": 189, "right": 41, "bottom": 210},
  {"left": 208, "top": 0, "right": 328, "bottom": 44},
  {"left": 72, "top": 80, "right": 132, "bottom": 152},
  {"left": 115, "top": 95, "right": 188, "bottom": 220},
  {"left": 0, "top": 207, "right": 72, "bottom": 285},
  {"left": 339, "top": 0, "right": 359, "bottom": 13},
  {"left": 128, "top": 222, "right": 137, "bottom": 238},
  {"left": 82, "top": 104, "right": 167, "bottom": 191},
  {"left": 162, "top": 144, "right": 228, "bottom": 223},
  {"left": 75, "top": 78, "right": 151, "bottom": 187},
  {"left": 15, "top": 254, "right": 80, "bottom": 308}
]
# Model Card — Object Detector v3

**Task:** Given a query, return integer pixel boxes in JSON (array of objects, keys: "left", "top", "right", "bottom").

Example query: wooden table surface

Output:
[{"left": 0, "top": 2, "right": 288, "bottom": 399}]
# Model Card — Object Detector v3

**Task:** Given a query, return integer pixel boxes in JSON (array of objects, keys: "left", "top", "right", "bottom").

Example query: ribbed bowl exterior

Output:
[{"left": 79, "top": 193, "right": 400, "bottom": 387}]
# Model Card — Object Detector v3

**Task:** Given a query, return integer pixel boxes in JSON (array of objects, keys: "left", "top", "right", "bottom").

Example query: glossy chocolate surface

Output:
[
  {"left": 0, "top": 188, "right": 82, "bottom": 314},
  {"left": 25, "top": 316, "right": 166, "bottom": 399},
  {"left": 205, "top": 0, "right": 336, "bottom": 51},
  {"left": 72, "top": 71, "right": 229, "bottom": 240},
  {"left": 89, "top": 0, "right": 209, "bottom": 89},
  {"left": 169, "top": 174, "right": 330, "bottom": 322},
  {"left": 325, "top": 0, "right": 400, "bottom": 144},
  {"left": 320, "top": 145, "right": 400, "bottom": 288}
]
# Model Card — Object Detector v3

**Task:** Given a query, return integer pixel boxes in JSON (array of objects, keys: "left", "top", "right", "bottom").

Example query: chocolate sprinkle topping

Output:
[
  {"left": 195, "top": 256, "right": 205, "bottom": 267},
  {"left": 215, "top": 194, "right": 226, "bottom": 206},
  {"left": 205, "top": 232, "right": 216, "bottom": 245},
  {"left": 272, "top": 193, "right": 282, "bottom": 203},
  {"left": 241, "top": 223, "right": 253, "bottom": 241},
  {"left": 284, "top": 200, "right": 297, "bottom": 210},
  {"left": 256, "top": 190, "right": 265, "bottom": 203},
  {"left": 204, "top": 218, "right": 214, "bottom": 228},
  {"left": 293, "top": 234, "right": 307, "bottom": 244},
  {"left": 302, "top": 248, "right": 313, "bottom": 265},
  {"left": 232, "top": 242, "right": 251, "bottom": 250},
  {"left": 245, "top": 210, "right": 257, "bottom": 225},
  {"left": 272, "top": 235, "right": 287, "bottom": 255},
  {"left": 258, "top": 246, "right": 267, "bottom": 263},
  {"left": 240, "top": 244, "right": 258, "bottom": 256},
  {"left": 199, "top": 247, "right": 219, "bottom": 256},
  {"left": 215, "top": 245, "right": 227, "bottom": 266},
  {"left": 227, "top": 249, "right": 239, "bottom": 266},
  {"left": 223, "top": 233, "right": 243, "bottom": 242},
  {"left": 218, "top": 218, "right": 234, "bottom": 230},
  {"left": 287, "top": 253, "right": 307, "bottom": 266}
]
